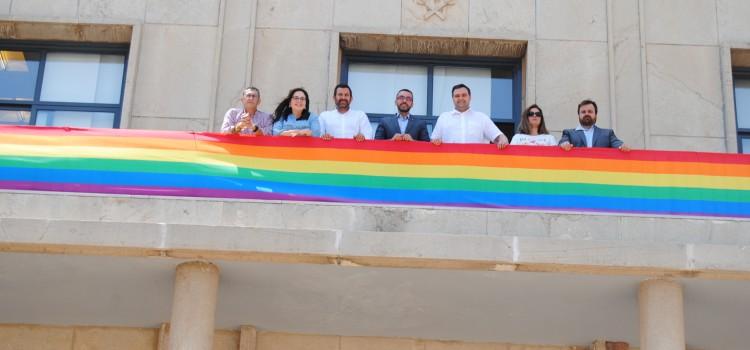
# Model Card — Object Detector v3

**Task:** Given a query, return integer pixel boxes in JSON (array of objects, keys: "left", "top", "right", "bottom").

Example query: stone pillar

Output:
[
  {"left": 592, "top": 340, "right": 629, "bottom": 350},
  {"left": 239, "top": 326, "right": 258, "bottom": 350},
  {"left": 638, "top": 279, "right": 685, "bottom": 350},
  {"left": 168, "top": 261, "right": 220, "bottom": 350}
]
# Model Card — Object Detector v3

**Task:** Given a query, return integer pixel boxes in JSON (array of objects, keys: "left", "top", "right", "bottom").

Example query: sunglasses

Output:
[{"left": 527, "top": 111, "right": 543, "bottom": 117}]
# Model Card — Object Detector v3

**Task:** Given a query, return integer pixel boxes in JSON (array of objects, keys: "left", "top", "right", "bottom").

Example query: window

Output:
[
  {"left": 341, "top": 52, "right": 522, "bottom": 138},
  {"left": 732, "top": 73, "right": 750, "bottom": 153},
  {"left": 0, "top": 41, "right": 128, "bottom": 128}
]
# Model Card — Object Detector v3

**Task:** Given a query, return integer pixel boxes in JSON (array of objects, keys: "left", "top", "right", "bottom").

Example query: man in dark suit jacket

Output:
[
  {"left": 559, "top": 99, "right": 630, "bottom": 151},
  {"left": 374, "top": 89, "right": 430, "bottom": 142}
]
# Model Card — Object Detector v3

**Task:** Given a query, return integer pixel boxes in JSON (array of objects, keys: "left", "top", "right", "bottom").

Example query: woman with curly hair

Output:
[{"left": 271, "top": 87, "right": 320, "bottom": 137}]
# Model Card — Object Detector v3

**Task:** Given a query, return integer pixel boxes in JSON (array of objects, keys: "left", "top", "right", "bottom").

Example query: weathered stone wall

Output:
[
  {"left": 0, "top": 325, "right": 163, "bottom": 350},
  {"left": 2, "top": 192, "right": 749, "bottom": 276},
  {"left": 2, "top": 0, "right": 750, "bottom": 152},
  {"left": 0, "top": 325, "right": 590, "bottom": 350}
]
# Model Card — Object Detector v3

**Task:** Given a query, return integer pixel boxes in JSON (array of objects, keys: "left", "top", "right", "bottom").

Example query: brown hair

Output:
[
  {"left": 518, "top": 104, "right": 549, "bottom": 135},
  {"left": 577, "top": 99, "right": 598, "bottom": 114}
]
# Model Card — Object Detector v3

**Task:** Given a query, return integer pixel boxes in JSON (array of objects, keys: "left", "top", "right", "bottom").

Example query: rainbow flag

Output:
[{"left": 0, "top": 126, "right": 748, "bottom": 219}]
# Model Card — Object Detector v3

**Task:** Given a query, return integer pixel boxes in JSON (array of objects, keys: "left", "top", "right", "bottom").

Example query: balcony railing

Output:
[{"left": 0, "top": 125, "right": 748, "bottom": 219}]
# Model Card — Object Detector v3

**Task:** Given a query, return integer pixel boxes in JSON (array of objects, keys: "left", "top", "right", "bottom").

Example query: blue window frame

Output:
[
  {"left": 341, "top": 51, "right": 522, "bottom": 138},
  {"left": 732, "top": 72, "right": 750, "bottom": 153},
  {"left": 0, "top": 40, "right": 128, "bottom": 128}
]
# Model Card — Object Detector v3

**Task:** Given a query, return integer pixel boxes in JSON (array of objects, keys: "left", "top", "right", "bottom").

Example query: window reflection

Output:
[
  {"left": 490, "top": 70, "right": 514, "bottom": 120},
  {"left": 40, "top": 53, "right": 125, "bottom": 104},
  {"left": 733, "top": 77, "right": 750, "bottom": 154},
  {"left": 432, "top": 66, "right": 492, "bottom": 116},
  {"left": 0, "top": 44, "right": 127, "bottom": 129},
  {"left": 345, "top": 60, "right": 516, "bottom": 123},
  {"left": 0, "top": 50, "right": 41, "bottom": 101},
  {"left": 0, "top": 109, "right": 31, "bottom": 125},
  {"left": 36, "top": 110, "right": 115, "bottom": 128},
  {"left": 348, "top": 63, "right": 428, "bottom": 115},
  {"left": 734, "top": 79, "right": 750, "bottom": 129}
]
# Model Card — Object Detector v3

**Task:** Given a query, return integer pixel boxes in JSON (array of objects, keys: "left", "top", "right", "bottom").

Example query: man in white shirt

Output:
[
  {"left": 431, "top": 84, "right": 509, "bottom": 149},
  {"left": 319, "top": 83, "right": 372, "bottom": 142}
]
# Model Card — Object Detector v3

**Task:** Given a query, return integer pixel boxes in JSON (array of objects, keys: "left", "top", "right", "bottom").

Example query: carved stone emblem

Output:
[{"left": 415, "top": 0, "right": 456, "bottom": 21}]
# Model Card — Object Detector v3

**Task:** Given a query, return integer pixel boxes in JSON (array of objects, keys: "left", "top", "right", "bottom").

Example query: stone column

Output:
[
  {"left": 168, "top": 261, "right": 220, "bottom": 350},
  {"left": 638, "top": 279, "right": 685, "bottom": 350}
]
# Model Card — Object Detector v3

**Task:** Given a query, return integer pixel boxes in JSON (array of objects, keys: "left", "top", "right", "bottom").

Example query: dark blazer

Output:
[
  {"left": 559, "top": 125, "right": 624, "bottom": 148},
  {"left": 374, "top": 115, "right": 430, "bottom": 141}
]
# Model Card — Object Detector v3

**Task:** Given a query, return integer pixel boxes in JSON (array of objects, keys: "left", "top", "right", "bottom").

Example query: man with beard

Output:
[
  {"left": 374, "top": 89, "right": 430, "bottom": 141},
  {"left": 559, "top": 99, "right": 630, "bottom": 151},
  {"left": 319, "top": 83, "right": 372, "bottom": 142}
]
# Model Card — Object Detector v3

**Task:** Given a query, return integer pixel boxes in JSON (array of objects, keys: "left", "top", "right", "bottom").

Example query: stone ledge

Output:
[
  {"left": 1, "top": 217, "right": 749, "bottom": 280},
  {"left": 731, "top": 48, "right": 750, "bottom": 68},
  {"left": 2, "top": 192, "right": 748, "bottom": 245},
  {"left": 340, "top": 33, "right": 527, "bottom": 58},
  {"left": 0, "top": 20, "right": 132, "bottom": 43}
]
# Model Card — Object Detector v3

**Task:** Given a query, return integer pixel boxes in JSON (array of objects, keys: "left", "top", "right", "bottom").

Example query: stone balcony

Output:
[
  {"left": 1, "top": 126, "right": 749, "bottom": 349},
  {"left": 1, "top": 191, "right": 749, "bottom": 276},
  {"left": 1, "top": 190, "right": 749, "bottom": 349}
]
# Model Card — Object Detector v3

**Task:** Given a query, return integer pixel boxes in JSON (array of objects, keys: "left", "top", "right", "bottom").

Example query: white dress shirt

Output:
[
  {"left": 576, "top": 124, "right": 595, "bottom": 147},
  {"left": 319, "top": 109, "right": 373, "bottom": 139},
  {"left": 431, "top": 109, "right": 503, "bottom": 144}
]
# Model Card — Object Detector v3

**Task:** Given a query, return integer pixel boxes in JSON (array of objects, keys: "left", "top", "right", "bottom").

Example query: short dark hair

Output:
[
  {"left": 578, "top": 99, "right": 598, "bottom": 114},
  {"left": 396, "top": 88, "right": 413, "bottom": 96},
  {"left": 451, "top": 84, "right": 471, "bottom": 96},
  {"left": 333, "top": 83, "right": 352, "bottom": 97}
]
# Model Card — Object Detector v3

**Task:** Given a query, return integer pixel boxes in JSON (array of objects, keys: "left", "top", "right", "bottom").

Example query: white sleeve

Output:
[
  {"left": 359, "top": 112, "right": 373, "bottom": 139},
  {"left": 431, "top": 115, "right": 444, "bottom": 140},
  {"left": 483, "top": 115, "right": 502, "bottom": 142},
  {"left": 318, "top": 112, "right": 328, "bottom": 135}
]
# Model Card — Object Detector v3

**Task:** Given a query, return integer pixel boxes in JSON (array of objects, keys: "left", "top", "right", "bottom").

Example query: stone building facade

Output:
[
  {"left": 2, "top": 1, "right": 750, "bottom": 350},
  {"left": 3, "top": 0, "right": 750, "bottom": 151}
]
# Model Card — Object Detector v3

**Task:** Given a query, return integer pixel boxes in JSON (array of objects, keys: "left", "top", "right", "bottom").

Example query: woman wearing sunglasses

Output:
[{"left": 510, "top": 104, "right": 557, "bottom": 146}]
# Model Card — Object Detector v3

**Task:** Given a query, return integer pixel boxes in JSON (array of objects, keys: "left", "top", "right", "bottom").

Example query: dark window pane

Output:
[
  {"left": 742, "top": 137, "right": 750, "bottom": 154},
  {"left": 491, "top": 70, "right": 514, "bottom": 120},
  {"left": 0, "top": 50, "right": 41, "bottom": 101},
  {"left": 735, "top": 79, "right": 750, "bottom": 129},
  {"left": 0, "top": 109, "right": 31, "bottom": 125},
  {"left": 496, "top": 121, "right": 515, "bottom": 140}
]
